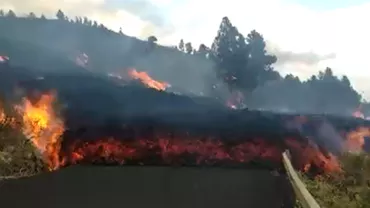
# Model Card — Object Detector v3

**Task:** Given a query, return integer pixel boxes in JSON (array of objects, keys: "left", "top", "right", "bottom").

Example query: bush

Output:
[
  {"left": 0, "top": 103, "right": 45, "bottom": 178},
  {"left": 301, "top": 153, "right": 370, "bottom": 208}
]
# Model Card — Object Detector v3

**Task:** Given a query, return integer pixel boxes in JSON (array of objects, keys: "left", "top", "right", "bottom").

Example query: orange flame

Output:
[
  {"left": 345, "top": 127, "right": 370, "bottom": 152},
  {"left": 15, "top": 91, "right": 65, "bottom": 170},
  {"left": 285, "top": 139, "right": 342, "bottom": 173},
  {"left": 128, "top": 68, "right": 169, "bottom": 91},
  {"left": 0, "top": 104, "right": 5, "bottom": 124}
]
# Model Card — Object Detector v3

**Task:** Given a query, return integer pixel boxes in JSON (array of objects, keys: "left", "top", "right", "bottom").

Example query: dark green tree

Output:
[
  {"left": 6, "top": 10, "right": 16, "bottom": 18},
  {"left": 56, "top": 9, "right": 65, "bottom": 20},
  {"left": 211, "top": 17, "right": 251, "bottom": 92},
  {"left": 245, "top": 30, "right": 278, "bottom": 85},
  {"left": 28, "top": 12, "right": 37, "bottom": 19},
  {"left": 178, "top": 39, "right": 184, "bottom": 51},
  {"left": 185, "top": 42, "right": 193, "bottom": 54}
]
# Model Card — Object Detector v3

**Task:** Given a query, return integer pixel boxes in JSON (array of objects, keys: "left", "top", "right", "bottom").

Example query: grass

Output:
[
  {"left": 0, "top": 103, "right": 45, "bottom": 179},
  {"left": 299, "top": 153, "right": 370, "bottom": 208}
]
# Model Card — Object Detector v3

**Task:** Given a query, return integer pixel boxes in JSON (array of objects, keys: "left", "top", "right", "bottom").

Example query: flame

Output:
[
  {"left": 15, "top": 92, "right": 65, "bottom": 170},
  {"left": 345, "top": 127, "right": 370, "bottom": 152},
  {"left": 285, "top": 139, "right": 342, "bottom": 174},
  {"left": 128, "top": 68, "right": 169, "bottom": 91},
  {"left": 0, "top": 104, "right": 5, "bottom": 124}
]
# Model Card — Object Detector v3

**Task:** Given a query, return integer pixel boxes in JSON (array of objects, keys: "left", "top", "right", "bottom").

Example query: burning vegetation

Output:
[{"left": 0, "top": 79, "right": 369, "bottom": 177}]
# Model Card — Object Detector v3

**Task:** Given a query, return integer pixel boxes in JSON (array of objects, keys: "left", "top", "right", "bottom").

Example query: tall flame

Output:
[
  {"left": 128, "top": 68, "right": 169, "bottom": 91},
  {"left": 15, "top": 92, "right": 65, "bottom": 170}
]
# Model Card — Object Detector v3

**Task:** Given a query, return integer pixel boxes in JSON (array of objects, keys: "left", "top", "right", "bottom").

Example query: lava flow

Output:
[{"left": 3, "top": 90, "right": 370, "bottom": 175}]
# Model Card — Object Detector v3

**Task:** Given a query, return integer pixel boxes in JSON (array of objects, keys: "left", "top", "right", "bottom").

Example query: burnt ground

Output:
[{"left": 0, "top": 166, "right": 295, "bottom": 208}]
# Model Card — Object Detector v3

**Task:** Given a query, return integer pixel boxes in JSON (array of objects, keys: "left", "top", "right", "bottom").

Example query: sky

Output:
[{"left": 1, "top": 0, "right": 370, "bottom": 99}]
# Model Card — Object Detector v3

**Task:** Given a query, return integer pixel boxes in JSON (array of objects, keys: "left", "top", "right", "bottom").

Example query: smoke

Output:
[
  {"left": 274, "top": 50, "right": 336, "bottom": 66},
  {"left": 267, "top": 42, "right": 336, "bottom": 66}
]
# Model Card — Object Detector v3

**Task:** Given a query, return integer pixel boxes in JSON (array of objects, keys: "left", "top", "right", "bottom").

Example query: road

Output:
[{"left": 0, "top": 166, "right": 295, "bottom": 208}]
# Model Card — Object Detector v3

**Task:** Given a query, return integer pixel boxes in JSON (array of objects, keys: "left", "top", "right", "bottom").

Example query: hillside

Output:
[
  {"left": 0, "top": 16, "right": 216, "bottom": 95},
  {"left": 0, "top": 9, "right": 369, "bottom": 114}
]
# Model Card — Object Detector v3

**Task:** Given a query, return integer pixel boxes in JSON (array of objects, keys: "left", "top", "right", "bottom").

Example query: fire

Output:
[
  {"left": 345, "top": 127, "right": 370, "bottom": 152},
  {"left": 128, "top": 68, "right": 169, "bottom": 91},
  {"left": 15, "top": 91, "right": 65, "bottom": 170},
  {"left": 285, "top": 139, "right": 341, "bottom": 174},
  {"left": 0, "top": 104, "right": 5, "bottom": 124},
  {"left": 3, "top": 89, "right": 370, "bottom": 176},
  {"left": 62, "top": 137, "right": 284, "bottom": 168}
]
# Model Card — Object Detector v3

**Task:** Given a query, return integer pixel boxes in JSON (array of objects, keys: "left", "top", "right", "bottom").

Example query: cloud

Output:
[{"left": 0, "top": 0, "right": 174, "bottom": 38}]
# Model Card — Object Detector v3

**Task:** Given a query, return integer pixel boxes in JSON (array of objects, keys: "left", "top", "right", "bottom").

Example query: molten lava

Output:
[
  {"left": 2, "top": 90, "right": 370, "bottom": 175},
  {"left": 128, "top": 69, "right": 169, "bottom": 91},
  {"left": 61, "top": 137, "right": 284, "bottom": 169},
  {"left": 15, "top": 91, "right": 64, "bottom": 170}
]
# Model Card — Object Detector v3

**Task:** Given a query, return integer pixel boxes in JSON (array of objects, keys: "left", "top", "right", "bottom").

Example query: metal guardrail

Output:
[{"left": 282, "top": 150, "right": 321, "bottom": 208}]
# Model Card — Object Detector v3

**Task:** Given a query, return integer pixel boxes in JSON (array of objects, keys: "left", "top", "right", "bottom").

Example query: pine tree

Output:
[
  {"left": 178, "top": 39, "right": 184, "bottom": 51},
  {"left": 185, "top": 42, "right": 193, "bottom": 54},
  {"left": 28, "top": 12, "right": 37, "bottom": 19},
  {"left": 56, "top": 9, "right": 65, "bottom": 20},
  {"left": 211, "top": 17, "right": 249, "bottom": 91},
  {"left": 6, "top": 10, "right": 16, "bottom": 18}
]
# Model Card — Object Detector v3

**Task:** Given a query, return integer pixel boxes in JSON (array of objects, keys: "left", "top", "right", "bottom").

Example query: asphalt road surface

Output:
[{"left": 0, "top": 166, "right": 295, "bottom": 208}]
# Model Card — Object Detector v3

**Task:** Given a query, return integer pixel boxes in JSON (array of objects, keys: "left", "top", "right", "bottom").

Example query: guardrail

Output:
[{"left": 282, "top": 150, "right": 321, "bottom": 208}]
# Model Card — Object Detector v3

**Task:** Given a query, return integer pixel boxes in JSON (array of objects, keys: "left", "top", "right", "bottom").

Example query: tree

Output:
[
  {"left": 28, "top": 12, "right": 37, "bottom": 19},
  {"left": 185, "top": 42, "right": 193, "bottom": 54},
  {"left": 75, "top": 17, "right": 82, "bottom": 24},
  {"left": 307, "top": 67, "right": 361, "bottom": 114},
  {"left": 245, "top": 30, "right": 278, "bottom": 85},
  {"left": 56, "top": 9, "right": 65, "bottom": 20},
  {"left": 93, "top": 21, "right": 98, "bottom": 27},
  {"left": 40, "top": 14, "right": 46, "bottom": 20},
  {"left": 6, "top": 10, "right": 16, "bottom": 18},
  {"left": 0, "top": 10, "right": 4, "bottom": 16},
  {"left": 83, "top": 17, "right": 91, "bottom": 26},
  {"left": 211, "top": 17, "right": 250, "bottom": 92},
  {"left": 178, "top": 39, "right": 184, "bottom": 52},
  {"left": 148, "top": 36, "right": 157, "bottom": 43},
  {"left": 341, "top": 75, "right": 351, "bottom": 87}
]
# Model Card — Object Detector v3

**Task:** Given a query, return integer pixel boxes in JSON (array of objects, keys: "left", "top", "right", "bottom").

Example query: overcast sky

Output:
[{"left": 1, "top": 0, "right": 370, "bottom": 99}]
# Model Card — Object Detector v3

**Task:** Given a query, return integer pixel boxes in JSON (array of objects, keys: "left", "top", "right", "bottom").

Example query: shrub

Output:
[
  {"left": 301, "top": 153, "right": 370, "bottom": 208},
  {"left": 0, "top": 102, "right": 45, "bottom": 178}
]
